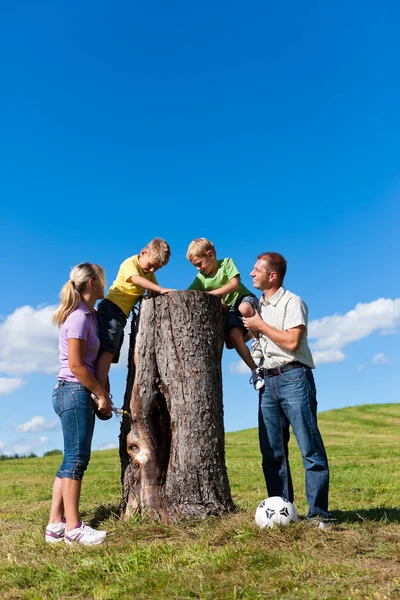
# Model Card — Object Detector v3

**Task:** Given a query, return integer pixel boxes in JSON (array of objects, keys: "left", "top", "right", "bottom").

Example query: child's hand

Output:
[
  {"left": 220, "top": 298, "right": 229, "bottom": 312},
  {"left": 160, "top": 287, "right": 176, "bottom": 294}
]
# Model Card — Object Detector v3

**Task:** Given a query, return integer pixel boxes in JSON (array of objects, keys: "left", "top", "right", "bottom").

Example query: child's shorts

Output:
[
  {"left": 226, "top": 293, "right": 259, "bottom": 334},
  {"left": 97, "top": 299, "right": 127, "bottom": 363}
]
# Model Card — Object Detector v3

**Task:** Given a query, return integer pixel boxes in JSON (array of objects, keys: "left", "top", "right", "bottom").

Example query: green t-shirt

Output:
[{"left": 188, "top": 257, "right": 252, "bottom": 306}]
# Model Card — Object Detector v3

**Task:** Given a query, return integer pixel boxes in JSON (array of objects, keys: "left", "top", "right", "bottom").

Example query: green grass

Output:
[{"left": 1, "top": 404, "right": 400, "bottom": 599}]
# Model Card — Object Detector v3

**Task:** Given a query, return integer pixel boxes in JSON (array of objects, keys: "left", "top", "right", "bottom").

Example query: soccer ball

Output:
[{"left": 255, "top": 496, "right": 297, "bottom": 529}]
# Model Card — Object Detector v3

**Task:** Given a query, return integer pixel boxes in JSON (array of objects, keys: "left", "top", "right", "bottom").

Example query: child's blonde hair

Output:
[
  {"left": 52, "top": 263, "right": 106, "bottom": 327},
  {"left": 144, "top": 238, "right": 171, "bottom": 266},
  {"left": 186, "top": 238, "right": 216, "bottom": 262}
]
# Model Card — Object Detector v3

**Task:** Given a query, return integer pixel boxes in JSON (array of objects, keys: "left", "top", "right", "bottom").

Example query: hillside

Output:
[{"left": 1, "top": 404, "right": 400, "bottom": 599}]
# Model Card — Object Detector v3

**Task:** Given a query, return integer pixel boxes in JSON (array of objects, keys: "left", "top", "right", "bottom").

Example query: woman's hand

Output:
[{"left": 95, "top": 391, "right": 113, "bottom": 415}]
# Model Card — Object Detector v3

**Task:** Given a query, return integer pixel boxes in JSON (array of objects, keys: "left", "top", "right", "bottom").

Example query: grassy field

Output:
[{"left": 1, "top": 403, "right": 400, "bottom": 599}]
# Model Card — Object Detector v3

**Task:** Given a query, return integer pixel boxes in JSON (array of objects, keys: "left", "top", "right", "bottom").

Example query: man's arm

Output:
[
  {"left": 130, "top": 274, "right": 175, "bottom": 294},
  {"left": 242, "top": 312, "right": 305, "bottom": 352}
]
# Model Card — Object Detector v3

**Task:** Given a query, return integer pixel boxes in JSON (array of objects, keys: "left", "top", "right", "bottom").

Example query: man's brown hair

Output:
[{"left": 257, "top": 252, "right": 288, "bottom": 285}]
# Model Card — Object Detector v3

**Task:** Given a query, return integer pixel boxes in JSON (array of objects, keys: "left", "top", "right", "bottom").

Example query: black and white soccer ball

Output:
[{"left": 255, "top": 496, "right": 298, "bottom": 529}]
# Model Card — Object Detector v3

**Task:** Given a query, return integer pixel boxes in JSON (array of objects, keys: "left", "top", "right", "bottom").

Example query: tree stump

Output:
[{"left": 119, "top": 291, "right": 235, "bottom": 523}]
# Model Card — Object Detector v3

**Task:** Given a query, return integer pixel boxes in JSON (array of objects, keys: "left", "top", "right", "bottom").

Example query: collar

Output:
[
  {"left": 78, "top": 301, "right": 91, "bottom": 315},
  {"left": 260, "top": 286, "right": 285, "bottom": 307}
]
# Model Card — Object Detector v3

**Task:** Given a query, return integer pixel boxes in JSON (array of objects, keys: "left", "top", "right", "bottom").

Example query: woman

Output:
[{"left": 45, "top": 263, "right": 112, "bottom": 545}]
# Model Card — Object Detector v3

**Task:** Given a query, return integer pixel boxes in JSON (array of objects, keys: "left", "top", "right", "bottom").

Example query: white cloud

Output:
[
  {"left": 309, "top": 298, "right": 400, "bottom": 354},
  {"left": 229, "top": 297, "right": 400, "bottom": 373},
  {"left": 229, "top": 361, "right": 250, "bottom": 375},
  {"left": 372, "top": 353, "right": 388, "bottom": 365},
  {"left": 357, "top": 364, "right": 364, "bottom": 371},
  {"left": 0, "top": 304, "right": 133, "bottom": 382},
  {"left": 0, "top": 441, "right": 5, "bottom": 449},
  {"left": 0, "top": 377, "right": 27, "bottom": 397},
  {"left": 309, "top": 299, "right": 399, "bottom": 364},
  {"left": 17, "top": 416, "right": 58, "bottom": 433},
  {"left": 312, "top": 349, "right": 345, "bottom": 365},
  {"left": 39, "top": 436, "right": 49, "bottom": 443},
  {"left": 0, "top": 305, "right": 59, "bottom": 375},
  {"left": 1, "top": 299, "right": 398, "bottom": 379},
  {"left": 5, "top": 436, "right": 49, "bottom": 456}
]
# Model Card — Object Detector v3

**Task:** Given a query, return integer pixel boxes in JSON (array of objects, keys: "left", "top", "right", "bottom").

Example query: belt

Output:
[{"left": 262, "top": 361, "right": 306, "bottom": 378}]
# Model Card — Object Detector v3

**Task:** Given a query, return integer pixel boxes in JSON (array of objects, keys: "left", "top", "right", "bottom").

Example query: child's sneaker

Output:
[
  {"left": 64, "top": 522, "right": 106, "bottom": 546},
  {"left": 251, "top": 340, "right": 263, "bottom": 362},
  {"left": 45, "top": 521, "right": 66, "bottom": 543},
  {"left": 250, "top": 367, "right": 265, "bottom": 391}
]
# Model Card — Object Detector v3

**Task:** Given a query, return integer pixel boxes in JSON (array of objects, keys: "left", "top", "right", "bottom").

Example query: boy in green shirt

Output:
[{"left": 187, "top": 238, "right": 264, "bottom": 389}]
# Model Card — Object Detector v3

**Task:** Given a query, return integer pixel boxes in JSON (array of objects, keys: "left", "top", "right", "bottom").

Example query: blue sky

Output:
[{"left": 1, "top": 1, "right": 399, "bottom": 456}]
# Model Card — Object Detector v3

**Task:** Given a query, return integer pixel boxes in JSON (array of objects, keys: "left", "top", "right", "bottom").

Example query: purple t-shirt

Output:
[{"left": 58, "top": 302, "right": 100, "bottom": 381}]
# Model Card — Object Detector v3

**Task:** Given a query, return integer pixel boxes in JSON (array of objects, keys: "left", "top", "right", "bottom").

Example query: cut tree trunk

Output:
[{"left": 119, "top": 291, "right": 236, "bottom": 523}]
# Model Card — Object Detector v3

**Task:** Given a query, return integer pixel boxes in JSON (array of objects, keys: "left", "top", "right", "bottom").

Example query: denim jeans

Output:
[
  {"left": 258, "top": 366, "right": 331, "bottom": 519},
  {"left": 52, "top": 380, "right": 95, "bottom": 480}
]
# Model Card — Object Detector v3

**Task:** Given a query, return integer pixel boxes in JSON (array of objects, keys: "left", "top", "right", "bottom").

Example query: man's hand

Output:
[{"left": 243, "top": 312, "right": 264, "bottom": 333}]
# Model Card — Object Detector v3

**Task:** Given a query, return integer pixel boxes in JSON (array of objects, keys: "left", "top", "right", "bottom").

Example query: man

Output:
[{"left": 243, "top": 252, "right": 331, "bottom": 527}]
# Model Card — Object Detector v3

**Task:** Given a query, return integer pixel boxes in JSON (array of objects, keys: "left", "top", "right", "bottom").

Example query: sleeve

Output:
[
  {"left": 188, "top": 276, "right": 204, "bottom": 291},
  {"left": 66, "top": 312, "right": 89, "bottom": 340},
  {"left": 122, "top": 258, "right": 141, "bottom": 283},
  {"left": 224, "top": 258, "right": 240, "bottom": 281},
  {"left": 284, "top": 297, "right": 308, "bottom": 331}
]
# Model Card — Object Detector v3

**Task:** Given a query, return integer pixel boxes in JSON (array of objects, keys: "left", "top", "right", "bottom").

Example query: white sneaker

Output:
[
  {"left": 251, "top": 340, "right": 263, "bottom": 363},
  {"left": 250, "top": 367, "right": 265, "bottom": 390},
  {"left": 45, "top": 521, "right": 66, "bottom": 543},
  {"left": 64, "top": 522, "right": 106, "bottom": 546},
  {"left": 308, "top": 518, "right": 332, "bottom": 530}
]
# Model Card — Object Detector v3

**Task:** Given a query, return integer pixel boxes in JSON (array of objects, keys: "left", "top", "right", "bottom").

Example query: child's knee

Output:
[{"left": 238, "top": 301, "right": 255, "bottom": 318}]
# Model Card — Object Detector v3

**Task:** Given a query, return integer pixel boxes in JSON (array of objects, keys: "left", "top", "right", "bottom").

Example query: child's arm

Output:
[
  {"left": 207, "top": 275, "right": 239, "bottom": 297},
  {"left": 187, "top": 276, "right": 202, "bottom": 290},
  {"left": 130, "top": 274, "right": 175, "bottom": 295}
]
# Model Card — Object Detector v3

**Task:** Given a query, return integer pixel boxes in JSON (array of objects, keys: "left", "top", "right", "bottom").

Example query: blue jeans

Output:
[
  {"left": 52, "top": 380, "right": 95, "bottom": 480},
  {"left": 258, "top": 366, "right": 331, "bottom": 520}
]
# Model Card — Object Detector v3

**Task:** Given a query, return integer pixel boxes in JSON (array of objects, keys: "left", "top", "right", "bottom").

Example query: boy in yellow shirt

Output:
[
  {"left": 95, "top": 238, "right": 174, "bottom": 392},
  {"left": 187, "top": 238, "right": 264, "bottom": 389}
]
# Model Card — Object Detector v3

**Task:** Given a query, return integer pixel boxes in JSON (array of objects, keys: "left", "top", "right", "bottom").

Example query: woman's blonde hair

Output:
[
  {"left": 186, "top": 238, "right": 216, "bottom": 261},
  {"left": 52, "top": 263, "right": 106, "bottom": 327}
]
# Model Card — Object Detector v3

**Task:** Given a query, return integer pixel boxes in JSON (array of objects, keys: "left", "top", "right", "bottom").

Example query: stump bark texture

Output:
[{"left": 119, "top": 291, "right": 235, "bottom": 523}]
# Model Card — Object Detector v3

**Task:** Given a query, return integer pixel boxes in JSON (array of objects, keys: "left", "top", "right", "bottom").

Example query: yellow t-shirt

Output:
[{"left": 105, "top": 255, "right": 157, "bottom": 317}]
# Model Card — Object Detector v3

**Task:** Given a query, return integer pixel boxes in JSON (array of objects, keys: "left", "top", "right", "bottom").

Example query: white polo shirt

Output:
[{"left": 258, "top": 287, "right": 315, "bottom": 370}]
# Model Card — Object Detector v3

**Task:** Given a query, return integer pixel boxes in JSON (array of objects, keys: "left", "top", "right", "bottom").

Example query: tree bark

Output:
[{"left": 119, "top": 291, "right": 235, "bottom": 523}]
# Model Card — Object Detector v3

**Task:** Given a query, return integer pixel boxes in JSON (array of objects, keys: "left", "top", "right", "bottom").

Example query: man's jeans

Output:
[{"left": 258, "top": 366, "right": 330, "bottom": 520}]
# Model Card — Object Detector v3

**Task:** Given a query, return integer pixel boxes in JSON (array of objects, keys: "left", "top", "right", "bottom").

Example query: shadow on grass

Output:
[
  {"left": 334, "top": 508, "right": 400, "bottom": 524},
  {"left": 84, "top": 503, "right": 122, "bottom": 528}
]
